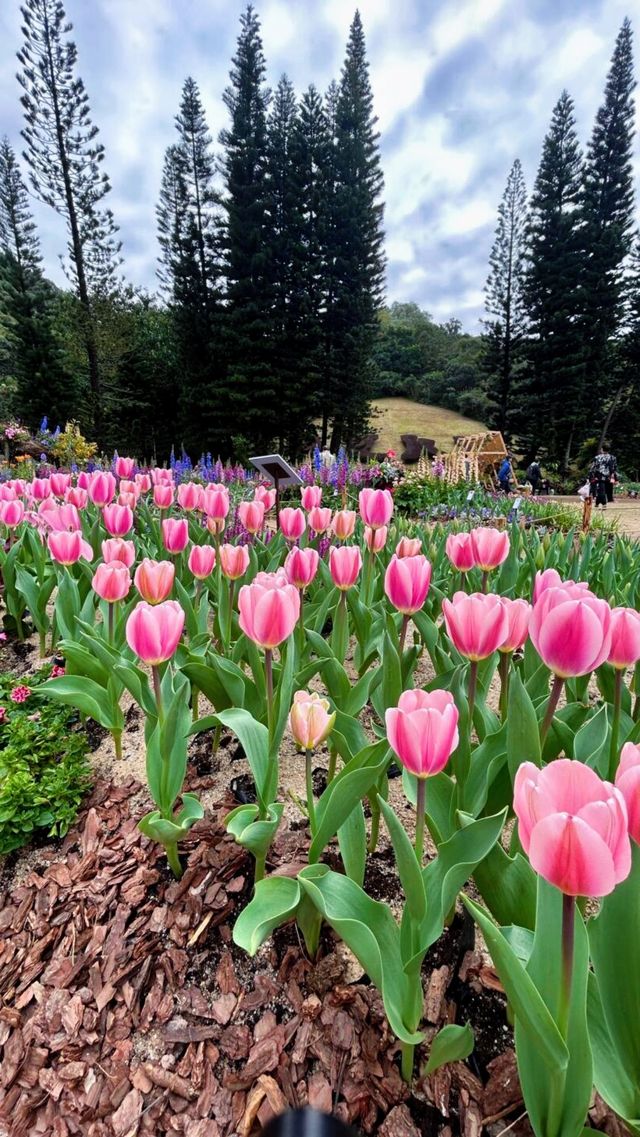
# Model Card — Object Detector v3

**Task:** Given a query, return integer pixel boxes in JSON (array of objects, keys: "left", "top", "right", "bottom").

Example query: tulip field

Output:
[{"left": 1, "top": 461, "right": 640, "bottom": 1136}]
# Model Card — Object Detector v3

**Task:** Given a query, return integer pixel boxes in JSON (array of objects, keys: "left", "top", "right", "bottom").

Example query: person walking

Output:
[
  {"left": 589, "top": 444, "right": 618, "bottom": 510},
  {"left": 497, "top": 454, "right": 513, "bottom": 494},
  {"left": 526, "top": 460, "right": 542, "bottom": 495}
]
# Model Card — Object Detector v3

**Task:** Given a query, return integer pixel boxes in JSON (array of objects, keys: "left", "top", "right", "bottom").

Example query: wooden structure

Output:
[{"left": 443, "top": 431, "right": 507, "bottom": 487}]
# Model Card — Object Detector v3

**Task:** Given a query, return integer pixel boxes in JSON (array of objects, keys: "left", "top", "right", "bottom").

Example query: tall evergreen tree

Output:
[
  {"left": 321, "top": 12, "right": 385, "bottom": 450},
  {"left": 156, "top": 144, "right": 188, "bottom": 298},
  {"left": 581, "top": 19, "right": 636, "bottom": 443},
  {"left": 482, "top": 158, "right": 528, "bottom": 437},
  {"left": 218, "top": 5, "right": 275, "bottom": 455},
  {"left": 0, "top": 136, "right": 74, "bottom": 426},
  {"left": 521, "top": 91, "right": 585, "bottom": 469},
  {"left": 607, "top": 237, "right": 640, "bottom": 473},
  {"left": 16, "top": 0, "right": 121, "bottom": 434}
]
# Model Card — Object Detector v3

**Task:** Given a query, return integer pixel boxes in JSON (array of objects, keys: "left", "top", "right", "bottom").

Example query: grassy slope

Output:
[{"left": 370, "top": 397, "right": 486, "bottom": 454}]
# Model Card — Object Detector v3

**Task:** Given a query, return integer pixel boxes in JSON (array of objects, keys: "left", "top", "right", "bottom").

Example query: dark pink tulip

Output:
[
  {"left": 442, "top": 591, "right": 509, "bottom": 661},
  {"left": 615, "top": 743, "right": 640, "bottom": 844},
  {"left": 77, "top": 471, "right": 91, "bottom": 490},
  {"left": 126, "top": 599, "right": 184, "bottom": 665},
  {"left": 307, "top": 506, "right": 332, "bottom": 534},
  {"left": 498, "top": 597, "right": 531, "bottom": 653},
  {"left": 285, "top": 546, "right": 319, "bottom": 590},
  {"left": 514, "top": 759, "right": 631, "bottom": 896},
  {"left": 47, "top": 530, "right": 92, "bottom": 565},
  {"left": 359, "top": 487, "right": 393, "bottom": 530},
  {"left": 115, "top": 456, "right": 135, "bottom": 479},
  {"left": 65, "top": 487, "right": 88, "bottom": 509},
  {"left": 89, "top": 472, "right": 117, "bottom": 508},
  {"left": 7, "top": 479, "right": 26, "bottom": 495},
  {"left": 0, "top": 500, "right": 25, "bottom": 528},
  {"left": 102, "top": 538, "right": 136, "bottom": 568},
  {"left": 202, "top": 484, "right": 230, "bottom": 522},
  {"left": 331, "top": 510, "right": 356, "bottom": 540},
  {"left": 329, "top": 545, "right": 362, "bottom": 591},
  {"left": 92, "top": 561, "right": 131, "bottom": 603},
  {"left": 608, "top": 607, "right": 640, "bottom": 670},
  {"left": 136, "top": 473, "right": 152, "bottom": 494},
  {"left": 301, "top": 485, "right": 322, "bottom": 510},
  {"left": 533, "top": 569, "right": 589, "bottom": 604},
  {"left": 177, "top": 482, "right": 203, "bottom": 511},
  {"left": 395, "top": 536, "right": 422, "bottom": 558},
  {"left": 103, "top": 503, "right": 133, "bottom": 537},
  {"left": 384, "top": 553, "right": 431, "bottom": 615},
  {"left": 188, "top": 544, "right": 216, "bottom": 580},
  {"left": 445, "top": 532, "right": 476, "bottom": 572},
  {"left": 254, "top": 485, "right": 276, "bottom": 511},
  {"left": 31, "top": 477, "right": 51, "bottom": 501},
  {"left": 530, "top": 588, "right": 612, "bottom": 678},
  {"left": 219, "top": 544, "right": 250, "bottom": 581},
  {"left": 162, "top": 517, "right": 189, "bottom": 554},
  {"left": 238, "top": 570, "right": 300, "bottom": 649},
  {"left": 49, "top": 472, "right": 71, "bottom": 496},
  {"left": 134, "top": 558, "right": 175, "bottom": 604},
  {"left": 470, "top": 527, "right": 509, "bottom": 572},
  {"left": 153, "top": 484, "right": 174, "bottom": 510},
  {"left": 47, "top": 504, "right": 82, "bottom": 532},
  {"left": 364, "top": 525, "right": 387, "bottom": 552},
  {"left": 279, "top": 507, "right": 306, "bottom": 542},
  {"left": 386, "top": 689, "right": 459, "bottom": 778},
  {"left": 238, "top": 499, "right": 266, "bottom": 534}
]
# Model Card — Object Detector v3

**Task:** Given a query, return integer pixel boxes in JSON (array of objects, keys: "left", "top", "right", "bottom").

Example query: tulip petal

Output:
[{"left": 528, "top": 813, "right": 616, "bottom": 896}]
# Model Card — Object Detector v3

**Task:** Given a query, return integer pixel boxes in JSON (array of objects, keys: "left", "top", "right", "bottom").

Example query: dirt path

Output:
[{"left": 555, "top": 496, "right": 640, "bottom": 540}]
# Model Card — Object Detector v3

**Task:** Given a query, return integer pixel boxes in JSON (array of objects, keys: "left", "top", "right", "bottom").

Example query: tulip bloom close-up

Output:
[
  {"left": 126, "top": 600, "right": 185, "bottom": 665},
  {"left": 384, "top": 554, "right": 432, "bottom": 615},
  {"left": 238, "top": 571, "right": 300, "bottom": 649},
  {"left": 442, "top": 592, "right": 509, "bottom": 661},
  {"left": 386, "top": 689, "right": 459, "bottom": 779},
  {"left": 134, "top": 558, "right": 175, "bottom": 604}
]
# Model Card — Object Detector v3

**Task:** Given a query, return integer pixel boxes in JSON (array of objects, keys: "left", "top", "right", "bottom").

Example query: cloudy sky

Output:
[{"left": 0, "top": 0, "right": 637, "bottom": 330}]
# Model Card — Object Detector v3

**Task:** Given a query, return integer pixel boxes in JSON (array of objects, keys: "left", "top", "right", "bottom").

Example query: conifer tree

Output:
[
  {"left": 156, "top": 144, "right": 189, "bottom": 299},
  {"left": 0, "top": 136, "right": 74, "bottom": 426},
  {"left": 16, "top": 0, "right": 121, "bottom": 435},
  {"left": 482, "top": 158, "right": 528, "bottom": 437},
  {"left": 582, "top": 19, "right": 636, "bottom": 442},
  {"left": 521, "top": 91, "right": 585, "bottom": 469}
]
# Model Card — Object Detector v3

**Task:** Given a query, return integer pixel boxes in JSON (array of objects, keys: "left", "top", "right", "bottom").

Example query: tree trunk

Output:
[{"left": 599, "top": 385, "right": 625, "bottom": 450}]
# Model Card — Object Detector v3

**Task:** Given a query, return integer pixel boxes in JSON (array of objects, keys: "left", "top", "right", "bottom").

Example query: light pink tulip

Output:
[
  {"left": 47, "top": 530, "right": 92, "bottom": 565},
  {"left": 153, "top": 484, "right": 174, "bottom": 510},
  {"left": 162, "top": 517, "right": 189, "bottom": 554},
  {"left": 279, "top": 507, "right": 306, "bottom": 542},
  {"left": 49, "top": 472, "right": 71, "bottom": 496},
  {"left": 88, "top": 472, "right": 116, "bottom": 507},
  {"left": 301, "top": 486, "right": 322, "bottom": 510},
  {"left": 608, "top": 607, "right": 640, "bottom": 670},
  {"left": 359, "top": 488, "right": 393, "bottom": 530},
  {"left": 395, "top": 536, "right": 422, "bottom": 558},
  {"left": 119, "top": 479, "right": 139, "bottom": 499},
  {"left": 202, "top": 484, "right": 230, "bottom": 521},
  {"left": 289, "top": 690, "right": 336, "bottom": 750},
  {"left": 530, "top": 588, "right": 612, "bottom": 678},
  {"left": 331, "top": 510, "right": 356, "bottom": 540},
  {"left": 238, "top": 570, "right": 300, "bottom": 649},
  {"left": 615, "top": 743, "right": 640, "bottom": 844},
  {"left": 188, "top": 544, "right": 216, "bottom": 580},
  {"left": 46, "top": 504, "right": 81, "bottom": 532},
  {"left": 470, "top": 527, "right": 509, "bottom": 572},
  {"left": 151, "top": 468, "right": 173, "bottom": 486},
  {"left": 92, "top": 561, "right": 131, "bottom": 603},
  {"left": 0, "top": 500, "right": 25, "bottom": 528},
  {"left": 307, "top": 506, "right": 332, "bottom": 534},
  {"left": 177, "top": 482, "right": 203, "bottom": 511},
  {"left": 31, "top": 477, "right": 51, "bottom": 500},
  {"left": 254, "top": 485, "right": 276, "bottom": 511},
  {"left": 386, "top": 689, "right": 459, "bottom": 778},
  {"left": 384, "top": 554, "right": 431, "bottom": 615},
  {"left": 514, "top": 759, "right": 631, "bottom": 896},
  {"left": 238, "top": 499, "right": 266, "bottom": 534},
  {"left": 115, "top": 456, "right": 135, "bottom": 479},
  {"left": 442, "top": 592, "right": 509, "bottom": 661},
  {"left": 126, "top": 600, "right": 185, "bottom": 665},
  {"left": 285, "top": 546, "right": 319, "bottom": 590},
  {"left": 118, "top": 492, "right": 138, "bottom": 509},
  {"left": 498, "top": 597, "right": 531, "bottom": 653},
  {"left": 0, "top": 484, "right": 17, "bottom": 501},
  {"left": 219, "top": 544, "right": 250, "bottom": 580},
  {"left": 134, "top": 558, "right": 175, "bottom": 604},
  {"left": 364, "top": 525, "right": 387, "bottom": 552},
  {"left": 532, "top": 569, "right": 589, "bottom": 604},
  {"left": 103, "top": 503, "right": 133, "bottom": 537},
  {"left": 65, "top": 487, "right": 88, "bottom": 509},
  {"left": 445, "top": 532, "right": 476, "bottom": 572},
  {"left": 136, "top": 473, "right": 152, "bottom": 494},
  {"left": 329, "top": 545, "right": 362, "bottom": 591},
  {"left": 102, "top": 538, "right": 136, "bottom": 568}
]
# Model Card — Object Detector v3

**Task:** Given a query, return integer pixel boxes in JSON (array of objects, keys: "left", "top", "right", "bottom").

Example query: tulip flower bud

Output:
[
  {"left": 102, "top": 538, "right": 136, "bottom": 567},
  {"left": 395, "top": 536, "right": 422, "bottom": 558},
  {"left": 162, "top": 517, "right": 189, "bottom": 554},
  {"left": 177, "top": 482, "right": 204, "bottom": 511},
  {"left": 103, "top": 503, "right": 134, "bottom": 537},
  {"left": 92, "top": 562, "right": 131, "bottom": 603},
  {"left": 126, "top": 600, "right": 185, "bottom": 665},
  {"left": 307, "top": 506, "right": 332, "bottom": 534},
  {"left": 219, "top": 544, "right": 250, "bottom": 580},
  {"left": 386, "top": 689, "right": 459, "bottom": 778},
  {"left": 331, "top": 510, "right": 356, "bottom": 540},
  {"left": 359, "top": 487, "right": 393, "bottom": 530},
  {"left": 134, "top": 558, "right": 175, "bottom": 604},
  {"left": 329, "top": 545, "right": 362, "bottom": 590},
  {"left": 384, "top": 554, "right": 431, "bottom": 615},
  {"left": 238, "top": 570, "right": 300, "bottom": 649},
  {"left": 364, "top": 525, "right": 387, "bottom": 552},
  {"left": 289, "top": 691, "right": 336, "bottom": 751},
  {"left": 285, "top": 546, "right": 319, "bottom": 590},
  {"left": 279, "top": 507, "right": 306, "bottom": 542},
  {"left": 115, "top": 456, "right": 136, "bottom": 479},
  {"left": 442, "top": 592, "right": 509, "bottom": 661},
  {"left": 616, "top": 743, "right": 640, "bottom": 844},
  {"left": 301, "top": 486, "right": 322, "bottom": 510},
  {"left": 154, "top": 484, "right": 174, "bottom": 510},
  {"left": 238, "top": 500, "right": 266, "bottom": 534},
  {"left": 188, "top": 544, "right": 216, "bottom": 580}
]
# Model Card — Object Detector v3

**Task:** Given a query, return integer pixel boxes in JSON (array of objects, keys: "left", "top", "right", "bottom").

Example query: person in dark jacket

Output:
[
  {"left": 589, "top": 445, "right": 617, "bottom": 509},
  {"left": 526, "top": 460, "right": 542, "bottom": 495},
  {"left": 498, "top": 455, "right": 513, "bottom": 494}
]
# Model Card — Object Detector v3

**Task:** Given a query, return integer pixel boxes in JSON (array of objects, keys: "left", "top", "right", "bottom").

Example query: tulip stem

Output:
[
  {"left": 39, "top": 629, "right": 47, "bottom": 658},
  {"left": 468, "top": 660, "right": 478, "bottom": 739},
  {"left": 399, "top": 614, "right": 410, "bottom": 655},
  {"left": 305, "top": 750, "right": 316, "bottom": 835},
  {"left": 112, "top": 729, "right": 122, "bottom": 761},
  {"left": 254, "top": 851, "right": 266, "bottom": 883},
  {"left": 265, "top": 649, "right": 274, "bottom": 741},
  {"left": 400, "top": 1041, "right": 415, "bottom": 1083},
  {"left": 166, "top": 841, "right": 182, "bottom": 880},
  {"left": 558, "top": 893, "right": 575, "bottom": 1041},
  {"left": 609, "top": 669, "right": 623, "bottom": 779},
  {"left": 298, "top": 592, "right": 305, "bottom": 656},
  {"left": 108, "top": 601, "right": 115, "bottom": 645},
  {"left": 498, "top": 652, "right": 510, "bottom": 721},
  {"left": 415, "top": 778, "right": 426, "bottom": 866},
  {"left": 152, "top": 665, "right": 163, "bottom": 720},
  {"left": 481, "top": 570, "right": 489, "bottom": 594},
  {"left": 226, "top": 579, "right": 235, "bottom": 649},
  {"left": 540, "top": 675, "right": 564, "bottom": 749}
]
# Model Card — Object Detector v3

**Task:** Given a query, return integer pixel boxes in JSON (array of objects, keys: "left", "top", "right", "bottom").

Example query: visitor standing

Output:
[
  {"left": 589, "top": 444, "right": 618, "bottom": 509},
  {"left": 498, "top": 455, "right": 513, "bottom": 494},
  {"left": 526, "top": 460, "right": 542, "bottom": 495}
]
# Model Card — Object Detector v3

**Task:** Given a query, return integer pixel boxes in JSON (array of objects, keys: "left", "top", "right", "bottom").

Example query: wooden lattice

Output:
[{"left": 443, "top": 431, "right": 507, "bottom": 486}]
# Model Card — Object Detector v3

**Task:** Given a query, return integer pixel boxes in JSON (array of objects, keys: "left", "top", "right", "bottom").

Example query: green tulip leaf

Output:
[
  {"left": 425, "top": 1022, "right": 475, "bottom": 1074},
  {"left": 233, "top": 876, "right": 301, "bottom": 955}
]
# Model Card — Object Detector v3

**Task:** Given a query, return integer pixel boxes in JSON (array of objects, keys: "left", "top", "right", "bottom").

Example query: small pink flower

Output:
[
  {"left": 50, "top": 664, "right": 66, "bottom": 678},
  {"left": 0, "top": 706, "right": 6, "bottom": 723},
  {"left": 10, "top": 685, "right": 31, "bottom": 703}
]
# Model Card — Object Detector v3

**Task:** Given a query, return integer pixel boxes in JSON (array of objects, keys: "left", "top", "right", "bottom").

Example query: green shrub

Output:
[{"left": 0, "top": 669, "right": 92, "bottom": 854}]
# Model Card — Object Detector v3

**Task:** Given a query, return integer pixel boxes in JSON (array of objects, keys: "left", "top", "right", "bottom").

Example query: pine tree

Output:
[
  {"left": 157, "top": 144, "right": 189, "bottom": 299},
  {"left": 582, "top": 19, "right": 636, "bottom": 443},
  {"left": 482, "top": 158, "right": 528, "bottom": 437},
  {"left": 322, "top": 11, "right": 385, "bottom": 450},
  {"left": 16, "top": 0, "right": 121, "bottom": 434},
  {"left": 218, "top": 5, "right": 275, "bottom": 455},
  {"left": 0, "top": 136, "right": 74, "bottom": 426},
  {"left": 521, "top": 91, "right": 585, "bottom": 470},
  {"left": 607, "top": 238, "right": 640, "bottom": 473}
]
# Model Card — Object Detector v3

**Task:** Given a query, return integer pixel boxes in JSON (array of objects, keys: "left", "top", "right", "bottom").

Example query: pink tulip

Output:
[
  {"left": 77, "top": 471, "right": 91, "bottom": 490},
  {"left": 470, "top": 527, "right": 509, "bottom": 572},
  {"left": 442, "top": 592, "right": 509, "bottom": 661},
  {"left": 289, "top": 690, "right": 336, "bottom": 750},
  {"left": 608, "top": 607, "right": 640, "bottom": 670},
  {"left": 7, "top": 479, "right": 26, "bottom": 496},
  {"left": 238, "top": 570, "right": 300, "bottom": 649},
  {"left": 49, "top": 472, "right": 71, "bottom": 496},
  {"left": 31, "top": 477, "right": 51, "bottom": 500},
  {"left": 307, "top": 506, "right": 332, "bottom": 534},
  {"left": 331, "top": 510, "right": 356, "bottom": 540},
  {"left": 103, "top": 503, "right": 133, "bottom": 537},
  {"left": 89, "top": 472, "right": 117, "bottom": 508},
  {"left": 92, "top": 561, "right": 131, "bottom": 603},
  {"left": 102, "top": 538, "right": 136, "bottom": 568},
  {"left": 279, "top": 507, "right": 306, "bottom": 542},
  {"left": 115, "top": 456, "right": 135, "bottom": 479},
  {"left": 177, "top": 482, "right": 203, "bottom": 511},
  {"left": 153, "top": 484, "right": 174, "bottom": 510},
  {"left": 134, "top": 558, "right": 175, "bottom": 604},
  {"left": 285, "top": 546, "right": 319, "bottom": 590},
  {"left": 207, "top": 516, "right": 226, "bottom": 536},
  {"left": 498, "top": 597, "right": 531, "bottom": 653},
  {"left": 162, "top": 517, "right": 189, "bottom": 554},
  {"left": 238, "top": 500, "right": 266, "bottom": 535},
  {"left": 514, "top": 759, "right": 631, "bottom": 896},
  {"left": 136, "top": 473, "right": 152, "bottom": 494},
  {"left": 364, "top": 525, "right": 388, "bottom": 552},
  {"left": 396, "top": 536, "right": 422, "bottom": 558},
  {"left": 530, "top": 589, "right": 612, "bottom": 678},
  {"left": 0, "top": 500, "right": 25, "bottom": 528},
  {"left": 254, "top": 485, "right": 276, "bottom": 511},
  {"left": 301, "top": 486, "right": 322, "bottom": 510},
  {"left": 126, "top": 600, "right": 185, "bottom": 665},
  {"left": 329, "top": 545, "right": 362, "bottom": 591},
  {"left": 445, "top": 532, "right": 476, "bottom": 572},
  {"left": 46, "top": 504, "right": 81, "bottom": 532},
  {"left": 386, "top": 689, "right": 459, "bottom": 779},
  {"left": 0, "top": 484, "right": 17, "bottom": 501},
  {"left": 359, "top": 487, "right": 393, "bottom": 529},
  {"left": 384, "top": 554, "right": 432, "bottom": 615},
  {"left": 65, "top": 487, "right": 88, "bottom": 509},
  {"left": 37, "top": 496, "right": 57, "bottom": 517},
  {"left": 47, "top": 530, "right": 92, "bottom": 565},
  {"left": 119, "top": 479, "right": 139, "bottom": 499},
  {"left": 219, "top": 544, "right": 250, "bottom": 581},
  {"left": 151, "top": 468, "right": 173, "bottom": 485},
  {"left": 532, "top": 569, "right": 589, "bottom": 604},
  {"left": 188, "top": 544, "right": 216, "bottom": 580},
  {"left": 118, "top": 492, "right": 137, "bottom": 509},
  {"left": 615, "top": 743, "right": 640, "bottom": 844},
  {"left": 202, "top": 484, "right": 230, "bottom": 522}
]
